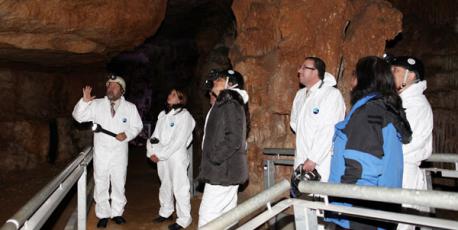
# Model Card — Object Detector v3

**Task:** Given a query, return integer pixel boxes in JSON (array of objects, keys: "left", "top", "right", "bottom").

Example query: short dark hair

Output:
[{"left": 305, "top": 57, "right": 326, "bottom": 80}]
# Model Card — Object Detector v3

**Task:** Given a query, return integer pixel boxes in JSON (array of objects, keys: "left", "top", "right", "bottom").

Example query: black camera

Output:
[
  {"left": 290, "top": 164, "right": 321, "bottom": 198},
  {"left": 149, "top": 137, "right": 160, "bottom": 144}
]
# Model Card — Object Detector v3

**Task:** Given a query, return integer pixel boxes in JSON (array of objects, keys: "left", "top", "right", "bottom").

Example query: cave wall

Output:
[
  {"left": 386, "top": 0, "right": 458, "bottom": 154},
  {"left": 0, "top": 0, "right": 167, "bottom": 65},
  {"left": 230, "top": 0, "right": 402, "bottom": 195},
  {"left": 0, "top": 0, "right": 167, "bottom": 172},
  {"left": 0, "top": 65, "right": 105, "bottom": 170},
  {"left": 107, "top": 0, "right": 236, "bottom": 178}
]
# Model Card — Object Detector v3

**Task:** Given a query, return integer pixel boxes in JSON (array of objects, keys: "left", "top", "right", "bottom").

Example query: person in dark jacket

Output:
[
  {"left": 326, "top": 56, "right": 412, "bottom": 230},
  {"left": 198, "top": 69, "right": 249, "bottom": 228}
]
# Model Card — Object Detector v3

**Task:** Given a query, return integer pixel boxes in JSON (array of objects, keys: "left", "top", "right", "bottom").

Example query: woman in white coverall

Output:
[
  {"left": 290, "top": 57, "right": 346, "bottom": 183},
  {"left": 390, "top": 56, "right": 433, "bottom": 230},
  {"left": 147, "top": 89, "right": 195, "bottom": 230},
  {"left": 72, "top": 75, "right": 143, "bottom": 228}
]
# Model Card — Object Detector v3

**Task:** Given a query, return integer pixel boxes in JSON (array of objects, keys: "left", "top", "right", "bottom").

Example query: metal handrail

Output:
[
  {"left": 200, "top": 180, "right": 291, "bottom": 230},
  {"left": 298, "top": 181, "right": 458, "bottom": 211},
  {"left": 205, "top": 179, "right": 458, "bottom": 230},
  {"left": 263, "top": 148, "right": 294, "bottom": 156},
  {"left": 239, "top": 199, "right": 458, "bottom": 230},
  {"left": 263, "top": 148, "right": 458, "bottom": 163},
  {"left": 1, "top": 146, "right": 93, "bottom": 230},
  {"left": 424, "top": 153, "right": 458, "bottom": 163}
]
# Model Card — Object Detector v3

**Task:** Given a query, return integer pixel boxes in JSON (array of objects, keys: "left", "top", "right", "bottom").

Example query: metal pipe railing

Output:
[
  {"left": 263, "top": 148, "right": 294, "bottom": 156},
  {"left": 1, "top": 146, "right": 93, "bottom": 230},
  {"left": 239, "top": 198, "right": 458, "bottom": 230},
  {"left": 200, "top": 179, "right": 290, "bottom": 230},
  {"left": 298, "top": 181, "right": 458, "bottom": 211},
  {"left": 424, "top": 153, "right": 458, "bottom": 163},
  {"left": 264, "top": 149, "right": 458, "bottom": 163}
]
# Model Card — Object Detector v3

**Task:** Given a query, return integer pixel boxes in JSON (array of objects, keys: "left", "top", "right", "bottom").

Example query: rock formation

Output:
[
  {"left": 0, "top": 0, "right": 167, "bottom": 66},
  {"left": 230, "top": 0, "right": 402, "bottom": 194},
  {"left": 0, "top": 0, "right": 167, "bottom": 172}
]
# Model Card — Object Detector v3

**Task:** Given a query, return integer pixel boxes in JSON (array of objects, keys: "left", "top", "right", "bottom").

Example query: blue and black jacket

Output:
[{"left": 326, "top": 93, "right": 412, "bottom": 230}]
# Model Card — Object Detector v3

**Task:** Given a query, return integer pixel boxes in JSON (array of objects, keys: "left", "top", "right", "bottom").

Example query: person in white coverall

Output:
[
  {"left": 390, "top": 56, "right": 433, "bottom": 230},
  {"left": 72, "top": 75, "right": 143, "bottom": 228},
  {"left": 147, "top": 89, "right": 195, "bottom": 230},
  {"left": 290, "top": 57, "right": 345, "bottom": 183}
]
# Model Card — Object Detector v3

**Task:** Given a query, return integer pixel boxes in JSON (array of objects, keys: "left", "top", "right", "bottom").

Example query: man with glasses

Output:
[{"left": 290, "top": 57, "right": 345, "bottom": 184}]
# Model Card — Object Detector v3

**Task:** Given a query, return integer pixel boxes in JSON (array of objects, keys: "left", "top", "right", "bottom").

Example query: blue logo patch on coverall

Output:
[
  {"left": 313, "top": 107, "right": 320, "bottom": 114},
  {"left": 122, "top": 118, "right": 127, "bottom": 123}
]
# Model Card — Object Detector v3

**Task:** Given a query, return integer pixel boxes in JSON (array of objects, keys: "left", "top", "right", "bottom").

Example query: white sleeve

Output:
[
  {"left": 124, "top": 104, "right": 143, "bottom": 142},
  {"left": 146, "top": 114, "right": 162, "bottom": 158},
  {"left": 146, "top": 138, "right": 153, "bottom": 158},
  {"left": 403, "top": 104, "right": 433, "bottom": 163},
  {"left": 290, "top": 91, "right": 301, "bottom": 133},
  {"left": 72, "top": 98, "right": 95, "bottom": 123},
  {"left": 156, "top": 112, "right": 196, "bottom": 161},
  {"left": 308, "top": 91, "right": 346, "bottom": 165}
]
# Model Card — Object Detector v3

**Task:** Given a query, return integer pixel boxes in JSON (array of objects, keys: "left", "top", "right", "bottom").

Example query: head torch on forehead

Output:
[
  {"left": 204, "top": 69, "right": 223, "bottom": 90},
  {"left": 203, "top": 69, "right": 241, "bottom": 90},
  {"left": 106, "top": 74, "right": 126, "bottom": 93}
]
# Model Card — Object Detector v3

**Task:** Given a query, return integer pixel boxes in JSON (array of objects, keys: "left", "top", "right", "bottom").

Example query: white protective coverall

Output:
[
  {"left": 147, "top": 108, "right": 195, "bottom": 228},
  {"left": 72, "top": 96, "right": 143, "bottom": 219},
  {"left": 397, "top": 81, "right": 433, "bottom": 230},
  {"left": 290, "top": 72, "right": 345, "bottom": 182}
]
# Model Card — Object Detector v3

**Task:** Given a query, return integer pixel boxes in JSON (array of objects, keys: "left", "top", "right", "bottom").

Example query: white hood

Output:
[
  {"left": 323, "top": 72, "right": 337, "bottom": 87},
  {"left": 400, "top": 80, "right": 427, "bottom": 98},
  {"left": 229, "top": 88, "right": 249, "bottom": 104}
]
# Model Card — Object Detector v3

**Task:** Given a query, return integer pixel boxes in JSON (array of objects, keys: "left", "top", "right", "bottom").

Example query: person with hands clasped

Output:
[
  {"left": 147, "top": 89, "right": 196, "bottom": 230},
  {"left": 72, "top": 75, "right": 143, "bottom": 228},
  {"left": 290, "top": 57, "right": 346, "bottom": 182}
]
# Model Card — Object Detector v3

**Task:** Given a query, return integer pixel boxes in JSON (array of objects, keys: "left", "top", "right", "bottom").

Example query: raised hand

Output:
[{"left": 82, "top": 86, "right": 96, "bottom": 102}]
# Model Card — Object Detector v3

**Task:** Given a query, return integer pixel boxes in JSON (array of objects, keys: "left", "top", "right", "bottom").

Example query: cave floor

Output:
[
  {"left": 0, "top": 146, "right": 261, "bottom": 230},
  {"left": 2, "top": 146, "right": 456, "bottom": 229},
  {"left": 0, "top": 146, "right": 204, "bottom": 230},
  {"left": 85, "top": 146, "right": 202, "bottom": 230}
]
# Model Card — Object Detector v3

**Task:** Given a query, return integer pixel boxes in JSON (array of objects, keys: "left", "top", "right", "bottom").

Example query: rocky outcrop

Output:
[
  {"left": 0, "top": 120, "right": 49, "bottom": 171},
  {"left": 0, "top": 0, "right": 167, "bottom": 66},
  {"left": 230, "top": 0, "right": 402, "bottom": 194},
  {"left": 0, "top": 66, "right": 105, "bottom": 171},
  {"left": 0, "top": 0, "right": 167, "bottom": 172}
]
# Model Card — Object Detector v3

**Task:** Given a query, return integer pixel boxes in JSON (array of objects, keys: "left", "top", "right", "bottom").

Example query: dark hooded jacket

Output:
[{"left": 198, "top": 89, "right": 248, "bottom": 186}]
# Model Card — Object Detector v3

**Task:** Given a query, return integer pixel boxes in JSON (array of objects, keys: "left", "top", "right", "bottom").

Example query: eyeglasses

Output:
[{"left": 298, "top": 65, "right": 316, "bottom": 71}]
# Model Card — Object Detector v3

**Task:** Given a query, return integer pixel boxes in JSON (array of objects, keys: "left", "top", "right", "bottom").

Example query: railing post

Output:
[
  {"left": 263, "top": 160, "right": 275, "bottom": 190},
  {"left": 294, "top": 202, "right": 318, "bottom": 230},
  {"left": 424, "top": 170, "right": 436, "bottom": 214},
  {"left": 77, "top": 166, "right": 87, "bottom": 230}
]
